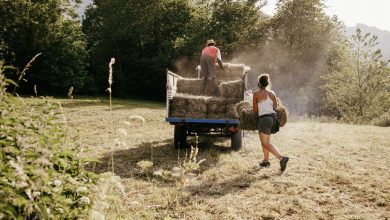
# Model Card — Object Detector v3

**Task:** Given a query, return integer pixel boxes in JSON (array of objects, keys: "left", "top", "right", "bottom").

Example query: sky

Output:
[{"left": 262, "top": 0, "right": 390, "bottom": 31}]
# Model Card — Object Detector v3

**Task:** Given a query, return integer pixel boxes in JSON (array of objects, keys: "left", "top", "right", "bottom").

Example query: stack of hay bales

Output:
[{"left": 169, "top": 63, "right": 246, "bottom": 119}]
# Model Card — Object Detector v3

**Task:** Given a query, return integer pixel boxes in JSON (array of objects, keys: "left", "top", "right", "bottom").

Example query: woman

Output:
[{"left": 253, "top": 74, "right": 289, "bottom": 172}]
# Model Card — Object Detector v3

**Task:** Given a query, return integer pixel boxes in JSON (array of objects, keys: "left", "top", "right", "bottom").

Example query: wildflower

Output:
[
  {"left": 172, "top": 167, "right": 182, "bottom": 173},
  {"left": 33, "top": 191, "right": 41, "bottom": 198},
  {"left": 53, "top": 179, "right": 62, "bottom": 187},
  {"left": 137, "top": 160, "right": 153, "bottom": 170},
  {"left": 76, "top": 186, "right": 88, "bottom": 194},
  {"left": 80, "top": 196, "right": 90, "bottom": 205},
  {"left": 153, "top": 170, "right": 163, "bottom": 177}
]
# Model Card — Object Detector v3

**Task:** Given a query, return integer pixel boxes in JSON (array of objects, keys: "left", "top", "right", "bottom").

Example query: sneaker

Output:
[
  {"left": 280, "top": 156, "right": 289, "bottom": 172},
  {"left": 259, "top": 160, "right": 270, "bottom": 168}
]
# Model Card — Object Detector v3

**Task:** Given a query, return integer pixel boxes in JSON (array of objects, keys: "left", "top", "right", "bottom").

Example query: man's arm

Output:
[
  {"left": 217, "top": 59, "right": 225, "bottom": 71},
  {"left": 216, "top": 48, "right": 225, "bottom": 71}
]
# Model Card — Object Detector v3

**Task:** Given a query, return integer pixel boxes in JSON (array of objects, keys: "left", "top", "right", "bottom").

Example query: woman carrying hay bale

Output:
[{"left": 253, "top": 74, "right": 289, "bottom": 172}]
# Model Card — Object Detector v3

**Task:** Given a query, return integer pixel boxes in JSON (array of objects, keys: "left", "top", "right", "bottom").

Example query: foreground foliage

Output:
[{"left": 0, "top": 66, "right": 94, "bottom": 218}]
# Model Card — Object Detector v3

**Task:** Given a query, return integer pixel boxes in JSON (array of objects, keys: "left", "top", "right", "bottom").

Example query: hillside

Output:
[
  {"left": 346, "top": 23, "right": 390, "bottom": 60},
  {"left": 48, "top": 97, "right": 390, "bottom": 219}
]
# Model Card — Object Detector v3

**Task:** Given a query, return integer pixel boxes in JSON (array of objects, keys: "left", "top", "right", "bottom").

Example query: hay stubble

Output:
[{"left": 52, "top": 98, "right": 390, "bottom": 219}]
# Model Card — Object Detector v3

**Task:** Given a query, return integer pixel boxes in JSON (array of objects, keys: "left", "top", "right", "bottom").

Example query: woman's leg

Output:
[
  {"left": 259, "top": 132, "right": 270, "bottom": 161},
  {"left": 259, "top": 132, "right": 282, "bottom": 160}
]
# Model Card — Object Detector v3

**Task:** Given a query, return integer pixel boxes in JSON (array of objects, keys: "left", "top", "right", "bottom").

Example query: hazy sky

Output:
[{"left": 262, "top": 0, "right": 390, "bottom": 31}]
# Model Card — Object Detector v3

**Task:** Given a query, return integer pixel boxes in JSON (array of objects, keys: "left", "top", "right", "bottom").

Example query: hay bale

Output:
[
  {"left": 226, "top": 104, "right": 237, "bottom": 118},
  {"left": 170, "top": 93, "right": 208, "bottom": 118},
  {"left": 206, "top": 97, "right": 226, "bottom": 119},
  {"left": 225, "top": 98, "right": 242, "bottom": 118},
  {"left": 207, "top": 113, "right": 226, "bottom": 119},
  {"left": 176, "top": 78, "right": 219, "bottom": 96},
  {"left": 236, "top": 101, "right": 258, "bottom": 130},
  {"left": 169, "top": 93, "right": 188, "bottom": 118},
  {"left": 276, "top": 98, "right": 288, "bottom": 127},
  {"left": 215, "top": 63, "right": 246, "bottom": 80},
  {"left": 176, "top": 78, "right": 202, "bottom": 95},
  {"left": 186, "top": 95, "right": 207, "bottom": 118},
  {"left": 206, "top": 97, "right": 226, "bottom": 114},
  {"left": 219, "top": 80, "right": 244, "bottom": 98}
]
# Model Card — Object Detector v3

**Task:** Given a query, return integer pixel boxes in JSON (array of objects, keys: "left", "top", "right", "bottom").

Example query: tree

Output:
[
  {"left": 266, "top": 0, "right": 341, "bottom": 114},
  {"left": 0, "top": 0, "right": 90, "bottom": 95},
  {"left": 83, "top": 0, "right": 196, "bottom": 98},
  {"left": 322, "top": 28, "right": 390, "bottom": 122}
]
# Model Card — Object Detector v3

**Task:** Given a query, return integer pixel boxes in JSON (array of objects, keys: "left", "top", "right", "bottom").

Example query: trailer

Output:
[{"left": 165, "top": 65, "right": 251, "bottom": 150}]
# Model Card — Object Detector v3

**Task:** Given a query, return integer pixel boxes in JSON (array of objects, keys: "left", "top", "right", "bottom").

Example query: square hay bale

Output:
[
  {"left": 206, "top": 97, "right": 226, "bottom": 119},
  {"left": 207, "top": 113, "right": 226, "bottom": 119},
  {"left": 225, "top": 98, "right": 242, "bottom": 118},
  {"left": 186, "top": 95, "right": 207, "bottom": 118},
  {"left": 176, "top": 78, "right": 203, "bottom": 95},
  {"left": 169, "top": 93, "right": 188, "bottom": 118},
  {"left": 206, "top": 97, "right": 226, "bottom": 114},
  {"left": 226, "top": 104, "right": 237, "bottom": 118},
  {"left": 215, "top": 63, "right": 246, "bottom": 81},
  {"left": 176, "top": 78, "right": 219, "bottom": 96},
  {"left": 219, "top": 80, "right": 244, "bottom": 98},
  {"left": 236, "top": 101, "right": 258, "bottom": 130}
]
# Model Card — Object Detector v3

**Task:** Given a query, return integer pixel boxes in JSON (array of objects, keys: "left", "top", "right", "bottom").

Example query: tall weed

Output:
[{"left": 0, "top": 63, "right": 94, "bottom": 218}]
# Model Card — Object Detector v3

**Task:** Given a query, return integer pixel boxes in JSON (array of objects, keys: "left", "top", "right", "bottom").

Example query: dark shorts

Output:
[
  {"left": 258, "top": 114, "right": 276, "bottom": 135},
  {"left": 200, "top": 55, "right": 216, "bottom": 78}
]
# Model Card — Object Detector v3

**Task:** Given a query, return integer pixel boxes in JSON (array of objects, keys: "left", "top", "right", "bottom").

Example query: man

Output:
[{"left": 200, "top": 39, "right": 225, "bottom": 94}]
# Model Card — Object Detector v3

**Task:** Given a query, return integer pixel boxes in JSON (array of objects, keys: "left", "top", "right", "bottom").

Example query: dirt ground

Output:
[{"left": 54, "top": 97, "right": 390, "bottom": 219}]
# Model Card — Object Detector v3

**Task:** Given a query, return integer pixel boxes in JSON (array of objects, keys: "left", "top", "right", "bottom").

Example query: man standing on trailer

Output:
[{"left": 200, "top": 39, "right": 225, "bottom": 94}]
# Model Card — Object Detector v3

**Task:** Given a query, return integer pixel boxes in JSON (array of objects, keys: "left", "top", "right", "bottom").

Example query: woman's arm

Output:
[{"left": 253, "top": 93, "right": 258, "bottom": 113}]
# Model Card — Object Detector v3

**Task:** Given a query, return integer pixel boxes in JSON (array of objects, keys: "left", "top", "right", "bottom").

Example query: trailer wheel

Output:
[
  {"left": 174, "top": 125, "right": 187, "bottom": 149},
  {"left": 231, "top": 130, "right": 243, "bottom": 150}
]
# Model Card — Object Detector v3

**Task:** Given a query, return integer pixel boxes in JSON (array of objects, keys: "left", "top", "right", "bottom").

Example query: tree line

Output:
[{"left": 0, "top": 0, "right": 389, "bottom": 124}]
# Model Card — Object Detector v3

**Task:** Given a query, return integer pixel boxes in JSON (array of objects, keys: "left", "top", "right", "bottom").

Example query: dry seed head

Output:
[
  {"left": 33, "top": 84, "right": 37, "bottom": 96},
  {"left": 67, "top": 86, "right": 73, "bottom": 99},
  {"left": 108, "top": 58, "right": 115, "bottom": 85}
]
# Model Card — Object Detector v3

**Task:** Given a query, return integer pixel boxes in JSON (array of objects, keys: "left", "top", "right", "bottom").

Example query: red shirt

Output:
[{"left": 202, "top": 46, "right": 220, "bottom": 63}]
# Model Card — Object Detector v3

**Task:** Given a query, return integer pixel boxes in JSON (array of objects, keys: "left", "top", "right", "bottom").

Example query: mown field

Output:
[{"left": 41, "top": 97, "right": 390, "bottom": 219}]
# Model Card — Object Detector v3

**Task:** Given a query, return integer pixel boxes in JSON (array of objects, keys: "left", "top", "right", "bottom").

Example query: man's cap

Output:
[{"left": 206, "top": 39, "right": 216, "bottom": 46}]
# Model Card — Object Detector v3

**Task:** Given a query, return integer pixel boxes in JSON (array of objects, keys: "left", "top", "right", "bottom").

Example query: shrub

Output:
[
  {"left": 0, "top": 65, "right": 94, "bottom": 218},
  {"left": 371, "top": 110, "right": 390, "bottom": 127}
]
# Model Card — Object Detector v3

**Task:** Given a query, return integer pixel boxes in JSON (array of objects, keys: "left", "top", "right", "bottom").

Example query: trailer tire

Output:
[
  {"left": 231, "top": 130, "right": 243, "bottom": 150},
  {"left": 174, "top": 125, "right": 187, "bottom": 149}
]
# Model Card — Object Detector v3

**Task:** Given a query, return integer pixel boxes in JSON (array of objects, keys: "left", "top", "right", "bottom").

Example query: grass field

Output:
[{"left": 41, "top": 97, "right": 390, "bottom": 219}]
